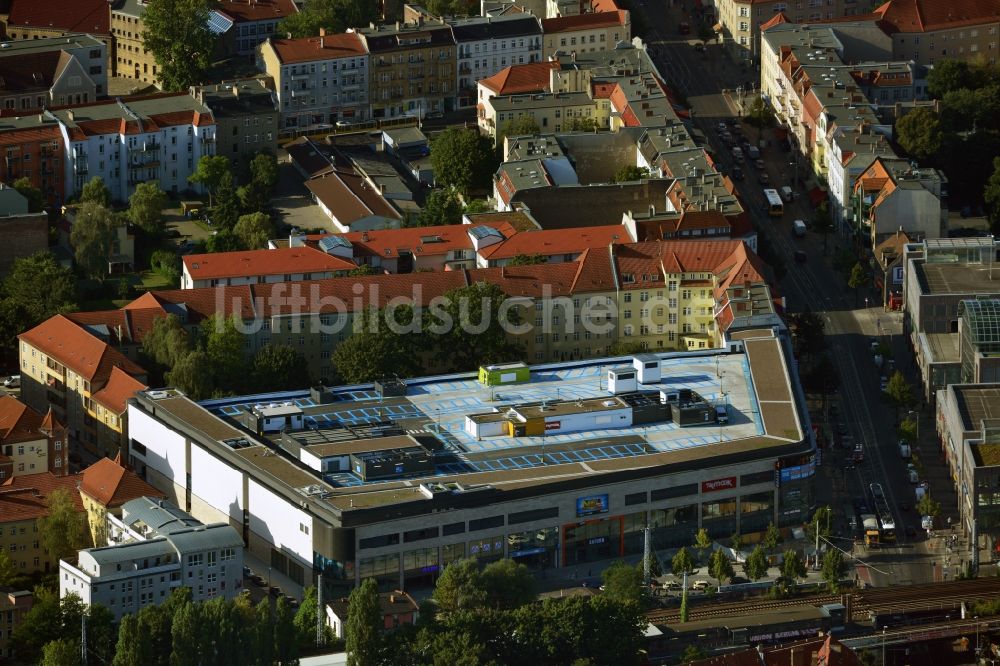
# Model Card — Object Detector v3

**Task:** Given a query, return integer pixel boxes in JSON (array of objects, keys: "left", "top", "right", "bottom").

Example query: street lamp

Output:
[
  {"left": 976, "top": 616, "right": 981, "bottom": 656},
  {"left": 882, "top": 627, "right": 888, "bottom": 666}
]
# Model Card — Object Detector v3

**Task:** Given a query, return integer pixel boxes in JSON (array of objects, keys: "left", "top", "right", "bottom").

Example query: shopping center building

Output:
[{"left": 125, "top": 327, "right": 813, "bottom": 593}]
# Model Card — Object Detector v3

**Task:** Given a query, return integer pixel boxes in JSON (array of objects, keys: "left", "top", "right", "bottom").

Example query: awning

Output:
[
  {"left": 713, "top": 22, "right": 723, "bottom": 32},
  {"left": 807, "top": 186, "right": 827, "bottom": 206}
]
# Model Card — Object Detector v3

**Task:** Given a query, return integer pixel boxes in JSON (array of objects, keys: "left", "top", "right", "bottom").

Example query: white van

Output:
[
  {"left": 779, "top": 186, "right": 793, "bottom": 203},
  {"left": 715, "top": 405, "right": 729, "bottom": 424},
  {"left": 793, "top": 219, "right": 807, "bottom": 237}
]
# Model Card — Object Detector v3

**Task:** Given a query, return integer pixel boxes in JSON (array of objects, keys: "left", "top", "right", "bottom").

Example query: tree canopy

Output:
[
  {"left": 278, "top": 0, "right": 379, "bottom": 39},
  {"left": 0, "top": 252, "right": 77, "bottom": 352},
  {"left": 37, "top": 488, "right": 88, "bottom": 560},
  {"left": 985, "top": 157, "right": 1000, "bottom": 233},
  {"left": 188, "top": 155, "right": 231, "bottom": 207},
  {"left": 895, "top": 107, "right": 943, "bottom": 161},
  {"left": 142, "top": 0, "right": 215, "bottom": 90},
  {"left": 821, "top": 549, "right": 848, "bottom": 592},
  {"left": 611, "top": 165, "right": 651, "bottom": 183},
  {"left": 671, "top": 546, "right": 696, "bottom": 576},
  {"left": 708, "top": 549, "right": 734, "bottom": 587},
  {"left": 233, "top": 212, "right": 275, "bottom": 250},
  {"left": 251, "top": 345, "right": 311, "bottom": 392},
  {"left": 80, "top": 177, "right": 112, "bottom": 207},
  {"left": 128, "top": 181, "right": 168, "bottom": 234},
  {"left": 506, "top": 253, "right": 548, "bottom": 266},
  {"left": 13, "top": 176, "right": 45, "bottom": 212},
  {"left": 417, "top": 188, "right": 464, "bottom": 226},
  {"left": 70, "top": 202, "right": 117, "bottom": 278},
  {"left": 743, "top": 545, "right": 769, "bottom": 582},
  {"left": 345, "top": 578, "right": 382, "bottom": 666},
  {"left": 430, "top": 128, "right": 497, "bottom": 195},
  {"left": 601, "top": 560, "right": 645, "bottom": 605}
]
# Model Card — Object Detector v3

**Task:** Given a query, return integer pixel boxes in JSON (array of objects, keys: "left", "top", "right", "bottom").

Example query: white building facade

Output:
[{"left": 450, "top": 15, "right": 543, "bottom": 108}]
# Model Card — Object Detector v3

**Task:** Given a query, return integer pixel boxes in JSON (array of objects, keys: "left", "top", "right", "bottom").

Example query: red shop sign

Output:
[{"left": 701, "top": 476, "right": 736, "bottom": 493}]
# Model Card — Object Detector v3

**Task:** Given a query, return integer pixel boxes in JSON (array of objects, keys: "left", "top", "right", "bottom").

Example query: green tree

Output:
[
  {"left": 252, "top": 345, "right": 311, "bottom": 393},
  {"left": 142, "top": 314, "right": 192, "bottom": 369},
  {"left": 746, "top": 96, "right": 775, "bottom": 129},
  {"left": 779, "top": 550, "right": 806, "bottom": 594},
  {"left": 885, "top": 370, "right": 914, "bottom": 423},
  {"left": 80, "top": 177, "right": 112, "bottom": 207},
  {"left": 345, "top": 578, "right": 382, "bottom": 666},
  {"left": 497, "top": 115, "right": 541, "bottom": 147},
  {"left": 341, "top": 264, "right": 373, "bottom": 278},
  {"left": 730, "top": 532, "right": 743, "bottom": 553},
  {"left": 211, "top": 171, "right": 241, "bottom": 229},
  {"left": 275, "top": 596, "right": 298, "bottom": 665},
  {"left": 127, "top": 181, "right": 168, "bottom": 234},
  {"left": 418, "top": 188, "right": 464, "bottom": 226},
  {"left": 806, "top": 506, "right": 833, "bottom": 543},
  {"left": 463, "top": 198, "right": 492, "bottom": 214},
  {"left": 142, "top": 0, "right": 215, "bottom": 90},
  {"left": 821, "top": 549, "right": 848, "bottom": 592},
  {"left": 743, "top": 545, "right": 769, "bottom": 582},
  {"left": 10, "top": 587, "right": 63, "bottom": 662},
  {"left": 639, "top": 552, "right": 662, "bottom": 578},
  {"left": 763, "top": 522, "right": 782, "bottom": 552},
  {"left": 206, "top": 228, "right": 241, "bottom": 253},
  {"left": 600, "top": 560, "right": 645, "bottom": 605},
  {"left": 170, "top": 599, "right": 202, "bottom": 666},
  {"left": 0, "top": 549, "right": 19, "bottom": 588},
  {"left": 985, "top": 156, "right": 1000, "bottom": 233},
  {"left": 233, "top": 212, "right": 275, "bottom": 250},
  {"left": 12, "top": 176, "right": 45, "bottom": 212},
  {"left": 40, "top": 637, "right": 79, "bottom": 666},
  {"left": 611, "top": 165, "right": 650, "bottom": 183},
  {"left": 250, "top": 151, "right": 279, "bottom": 192},
  {"left": 201, "top": 314, "right": 246, "bottom": 394},
  {"left": 918, "top": 492, "right": 942, "bottom": 519},
  {"left": 294, "top": 586, "right": 335, "bottom": 649},
  {"left": 927, "top": 59, "right": 980, "bottom": 97},
  {"left": 255, "top": 599, "right": 275, "bottom": 666},
  {"left": 278, "top": 0, "right": 378, "bottom": 39},
  {"left": 135, "top": 603, "right": 171, "bottom": 666},
  {"left": 680, "top": 644, "right": 708, "bottom": 663},
  {"left": 898, "top": 417, "right": 919, "bottom": 444},
  {"left": 166, "top": 350, "right": 215, "bottom": 400},
  {"left": 671, "top": 546, "right": 696, "bottom": 576},
  {"left": 150, "top": 249, "right": 182, "bottom": 285},
  {"left": 693, "top": 527, "right": 712, "bottom": 561},
  {"left": 434, "top": 558, "right": 487, "bottom": 615},
  {"left": 708, "top": 548, "right": 734, "bottom": 587},
  {"left": 188, "top": 155, "right": 231, "bottom": 207},
  {"left": 112, "top": 614, "right": 142, "bottom": 666},
  {"left": 70, "top": 202, "right": 118, "bottom": 278},
  {"left": 679, "top": 586, "right": 689, "bottom": 623},
  {"left": 789, "top": 309, "right": 826, "bottom": 357},
  {"left": 895, "top": 107, "right": 943, "bottom": 161},
  {"left": 848, "top": 262, "right": 869, "bottom": 307},
  {"left": 38, "top": 488, "right": 87, "bottom": 559},
  {"left": 813, "top": 200, "right": 835, "bottom": 255},
  {"left": 427, "top": 281, "right": 521, "bottom": 372},
  {"left": 482, "top": 558, "right": 536, "bottom": 610},
  {"left": 506, "top": 253, "right": 548, "bottom": 266},
  {"left": 331, "top": 327, "right": 415, "bottom": 384},
  {"left": 430, "top": 127, "right": 497, "bottom": 195},
  {"left": 564, "top": 116, "right": 599, "bottom": 132}
]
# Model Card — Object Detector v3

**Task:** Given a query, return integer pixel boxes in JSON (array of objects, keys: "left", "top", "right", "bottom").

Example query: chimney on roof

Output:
[{"left": 67, "top": 110, "right": 75, "bottom": 122}]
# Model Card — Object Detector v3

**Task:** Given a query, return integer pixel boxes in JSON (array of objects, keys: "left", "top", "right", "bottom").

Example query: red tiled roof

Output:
[
  {"left": 591, "top": 82, "right": 617, "bottom": 99},
  {"left": 18, "top": 315, "right": 146, "bottom": 383},
  {"left": 613, "top": 240, "right": 767, "bottom": 292},
  {"left": 0, "top": 124, "right": 63, "bottom": 147},
  {"left": 0, "top": 471, "right": 84, "bottom": 524},
  {"left": 542, "top": 10, "right": 628, "bottom": 34},
  {"left": 7, "top": 0, "right": 110, "bottom": 35},
  {"left": 217, "top": 0, "right": 297, "bottom": 23},
  {"left": 479, "top": 224, "right": 628, "bottom": 260},
  {"left": 182, "top": 246, "right": 356, "bottom": 281},
  {"left": 91, "top": 366, "right": 147, "bottom": 415},
  {"left": 337, "top": 223, "right": 491, "bottom": 259},
  {"left": 872, "top": 0, "right": 1000, "bottom": 33},
  {"left": 79, "top": 456, "right": 163, "bottom": 508},
  {"left": 478, "top": 61, "right": 559, "bottom": 95},
  {"left": 0, "top": 395, "right": 44, "bottom": 445},
  {"left": 760, "top": 12, "right": 790, "bottom": 31},
  {"left": 268, "top": 32, "right": 368, "bottom": 64}
]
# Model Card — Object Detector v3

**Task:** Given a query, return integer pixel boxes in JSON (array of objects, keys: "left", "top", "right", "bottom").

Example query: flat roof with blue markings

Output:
[
  {"left": 198, "top": 345, "right": 776, "bottom": 489},
  {"left": 134, "top": 328, "right": 806, "bottom": 513}
]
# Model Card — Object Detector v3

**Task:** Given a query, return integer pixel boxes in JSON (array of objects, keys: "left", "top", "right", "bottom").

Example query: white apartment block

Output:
[
  {"left": 60, "top": 497, "right": 243, "bottom": 620},
  {"left": 257, "top": 32, "right": 370, "bottom": 130},
  {"left": 450, "top": 15, "right": 543, "bottom": 108},
  {"left": 44, "top": 94, "right": 217, "bottom": 203}
]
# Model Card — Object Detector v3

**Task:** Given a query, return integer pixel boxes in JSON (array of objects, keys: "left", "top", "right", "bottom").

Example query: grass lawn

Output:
[
  {"left": 139, "top": 270, "right": 175, "bottom": 290},
  {"left": 79, "top": 298, "right": 130, "bottom": 311}
]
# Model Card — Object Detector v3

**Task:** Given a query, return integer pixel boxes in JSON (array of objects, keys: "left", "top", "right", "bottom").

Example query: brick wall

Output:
[{"left": 0, "top": 213, "right": 48, "bottom": 275}]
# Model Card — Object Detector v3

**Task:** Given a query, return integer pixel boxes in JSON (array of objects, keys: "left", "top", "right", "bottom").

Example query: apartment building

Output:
[
  {"left": 79, "top": 454, "right": 164, "bottom": 547},
  {"left": 191, "top": 79, "right": 279, "bottom": 164},
  {"left": 0, "top": 471, "right": 85, "bottom": 575},
  {"left": 902, "top": 238, "right": 1000, "bottom": 401},
  {"left": 109, "top": 0, "right": 157, "bottom": 83},
  {"left": 216, "top": 0, "right": 298, "bottom": 55},
  {"left": 18, "top": 314, "right": 148, "bottom": 457},
  {"left": 358, "top": 20, "right": 457, "bottom": 119},
  {"left": 936, "top": 384, "right": 1000, "bottom": 555},
  {"left": 180, "top": 247, "right": 356, "bottom": 289},
  {"left": 864, "top": 0, "right": 1000, "bottom": 66},
  {"left": 60, "top": 497, "right": 244, "bottom": 620},
  {"left": 2, "top": 0, "right": 112, "bottom": 72},
  {"left": 852, "top": 156, "right": 946, "bottom": 245},
  {"left": 258, "top": 31, "right": 370, "bottom": 130},
  {"left": 0, "top": 116, "right": 66, "bottom": 208},
  {"left": 0, "top": 395, "right": 67, "bottom": 480},
  {"left": 43, "top": 93, "right": 217, "bottom": 203},
  {"left": 0, "top": 590, "right": 33, "bottom": 662},
  {"left": 0, "top": 33, "right": 107, "bottom": 109},
  {"left": 450, "top": 14, "right": 543, "bottom": 108},
  {"left": 541, "top": 11, "right": 631, "bottom": 58}
]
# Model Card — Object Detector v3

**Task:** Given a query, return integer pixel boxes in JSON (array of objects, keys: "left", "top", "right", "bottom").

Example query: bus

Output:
[
  {"left": 870, "top": 483, "right": 896, "bottom": 543},
  {"left": 763, "top": 188, "right": 784, "bottom": 217}
]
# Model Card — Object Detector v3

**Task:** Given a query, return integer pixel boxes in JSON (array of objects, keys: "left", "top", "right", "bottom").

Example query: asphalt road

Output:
[{"left": 637, "top": 1, "right": 944, "bottom": 585}]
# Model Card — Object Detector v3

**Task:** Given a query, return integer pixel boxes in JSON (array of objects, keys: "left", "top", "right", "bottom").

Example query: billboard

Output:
[{"left": 576, "top": 494, "right": 609, "bottom": 517}]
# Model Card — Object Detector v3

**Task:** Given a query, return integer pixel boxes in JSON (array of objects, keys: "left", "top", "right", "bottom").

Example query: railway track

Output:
[{"left": 646, "top": 578, "right": 1000, "bottom": 625}]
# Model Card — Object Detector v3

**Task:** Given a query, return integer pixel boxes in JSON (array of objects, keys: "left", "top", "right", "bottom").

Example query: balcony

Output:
[
  {"left": 200, "top": 135, "right": 216, "bottom": 144},
  {"left": 45, "top": 358, "right": 66, "bottom": 377},
  {"left": 74, "top": 161, "right": 89, "bottom": 174},
  {"left": 289, "top": 73, "right": 311, "bottom": 81},
  {"left": 459, "top": 65, "right": 472, "bottom": 75}
]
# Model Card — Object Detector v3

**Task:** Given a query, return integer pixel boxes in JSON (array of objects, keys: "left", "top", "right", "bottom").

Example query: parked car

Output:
[
  {"left": 732, "top": 166, "right": 744, "bottom": 180},
  {"left": 879, "top": 375, "right": 889, "bottom": 391},
  {"left": 755, "top": 159, "right": 766, "bottom": 170},
  {"left": 3, "top": 375, "right": 19, "bottom": 388},
  {"left": 693, "top": 41, "right": 705, "bottom": 52},
  {"left": 691, "top": 580, "right": 710, "bottom": 591},
  {"left": 758, "top": 172, "right": 770, "bottom": 185}
]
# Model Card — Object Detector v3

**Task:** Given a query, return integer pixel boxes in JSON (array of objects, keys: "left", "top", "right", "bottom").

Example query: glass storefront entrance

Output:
[{"left": 562, "top": 517, "right": 623, "bottom": 566}]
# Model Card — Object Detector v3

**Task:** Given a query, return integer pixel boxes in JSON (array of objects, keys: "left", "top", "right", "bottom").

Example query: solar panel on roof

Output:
[
  {"left": 469, "top": 225, "right": 503, "bottom": 240},
  {"left": 207, "top": 10, "right": 234, "bottom": 34},
  {"left": 318, "top": 236, "right": 351, "bottom": 252}
]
